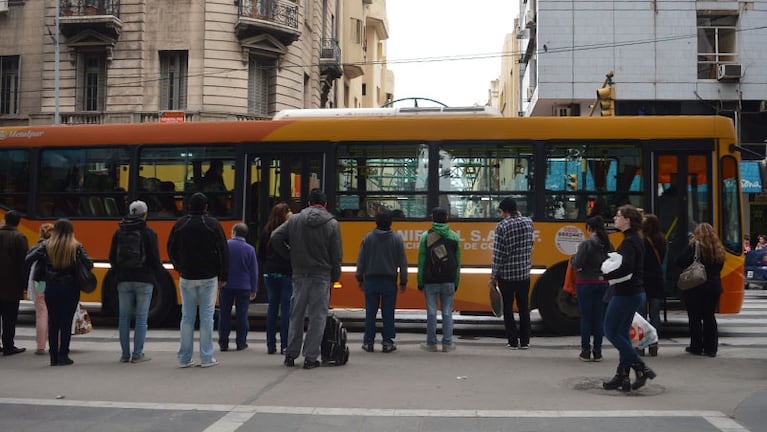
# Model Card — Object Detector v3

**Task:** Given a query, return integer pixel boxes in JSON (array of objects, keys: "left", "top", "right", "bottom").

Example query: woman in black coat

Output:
[{"left": 676, "top": 223, "right": 724, "bottom": 357}]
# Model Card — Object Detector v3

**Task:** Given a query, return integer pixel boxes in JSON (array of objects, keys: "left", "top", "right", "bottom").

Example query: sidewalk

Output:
[{"left": 2, "top": 325, "right": 765, "bottom": 431}]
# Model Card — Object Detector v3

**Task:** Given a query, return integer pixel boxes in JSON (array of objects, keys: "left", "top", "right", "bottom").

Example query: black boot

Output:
[
  {"left": 49, "top": 353, "right": 58, "bottom": 367},
  {"left": 631, "top": 361, "right": 656, "bottom": 390},
  {"left": 603, "top": 366, "right": 631, "bottom": 392}
]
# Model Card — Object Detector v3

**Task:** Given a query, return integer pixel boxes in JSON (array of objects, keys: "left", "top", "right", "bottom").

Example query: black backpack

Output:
[
  {"left": 321, "top": 314, "right": 349, "bottom": 366},
  {"left": 115, "top": 229, "right": 146, "bottom": 269},
  {"left": 426, "top": 230, "right": 458, "bottom": 282}
]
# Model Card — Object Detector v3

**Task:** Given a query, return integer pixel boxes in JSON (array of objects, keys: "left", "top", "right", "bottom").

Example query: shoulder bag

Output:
[
  {"left": 76, "top": 249, "right": 97, "bottom": 294},
  {"left": 677, "top": 241, "right": 706, "bottom": 290}
]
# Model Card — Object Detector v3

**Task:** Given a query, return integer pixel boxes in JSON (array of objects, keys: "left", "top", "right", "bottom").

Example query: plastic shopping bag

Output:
[
  {"left": 630, "top": 312, "right": 658, "bottom": 349},
  {"left": 72, "top": 303, "right": 94, "bottom": 335}
]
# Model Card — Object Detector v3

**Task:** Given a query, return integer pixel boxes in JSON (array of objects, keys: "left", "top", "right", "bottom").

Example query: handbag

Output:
[
  {"left": 677, "top": 241, "right": 706, "bottom": 290},
  {"left": 563, "top": 257, "right": 577, "bottom": 297},
  {"left": 76, "top": 249, "right": 97, "bottom": 294},
  {"left": 488, "top": 280, "right": 503, "bottom": 318}
]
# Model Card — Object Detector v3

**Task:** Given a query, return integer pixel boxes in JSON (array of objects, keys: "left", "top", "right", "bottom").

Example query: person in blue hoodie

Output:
[
  {"left": 356, "top": 209, "right": 408, "bottom": 353},
  {"left": 218, "top": 223, "right": 258, "bottom": 352}
]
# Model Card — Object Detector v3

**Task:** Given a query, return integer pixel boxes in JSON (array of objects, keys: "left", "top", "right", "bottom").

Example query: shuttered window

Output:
[
  {"left": 248, "top": 56, "right": 273, "bottom": 117},
  {"left": 0, "top": 55, "right": 20, "bottom": 115},
  {"left": 76, "top": 52, "right": 106, "bottom": 111},
  {"left": 160, "top": 51, "right": 188, "bottom": 110}
]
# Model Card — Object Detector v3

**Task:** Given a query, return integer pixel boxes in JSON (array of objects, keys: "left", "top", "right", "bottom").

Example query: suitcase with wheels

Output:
[{"left": 321, "top": 314, "right": 349, "bottom": 365}]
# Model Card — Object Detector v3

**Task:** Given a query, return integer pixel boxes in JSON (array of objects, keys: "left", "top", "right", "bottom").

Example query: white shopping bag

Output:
[{"left": 630, "top": 312, "right": 658, "bottom": 349}]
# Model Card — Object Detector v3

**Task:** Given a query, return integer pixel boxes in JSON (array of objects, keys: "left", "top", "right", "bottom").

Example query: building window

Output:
[
  {"left": 352, "top": 18, "right": 362, "bottom": 44},
  {"left": 697, "top": 14, "right": 738, "bottom": 79},
  {"left": 76, "top": 52, "right": 107, "bottom": 111},
  {"left": 248, "top": 55, "right": 273, "bottom": 117},
  {"left": 361, "top": 83, "right": 366, "bottom": 96},
  {"left": 0, "top": 55, "right": 20, "bottom": 115},
  {"left": 160, "top": 51, "right": 188, "bottom": 111}
]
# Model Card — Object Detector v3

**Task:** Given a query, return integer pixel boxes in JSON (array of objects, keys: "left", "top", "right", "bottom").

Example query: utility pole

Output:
[
  {"left": 54, "top": 0, "right": 60, "bottom": 125},
  {"left": 589, "top": 70, "right": 616, "bottom": 117}
]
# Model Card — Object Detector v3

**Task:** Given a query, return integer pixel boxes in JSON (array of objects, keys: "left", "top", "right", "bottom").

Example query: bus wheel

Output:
[
  {"left": 535, "top": 261, "right": 580, "bottom": 335},
  {"left": 147, "top": 269, "right": 178, "bottom": 328}
]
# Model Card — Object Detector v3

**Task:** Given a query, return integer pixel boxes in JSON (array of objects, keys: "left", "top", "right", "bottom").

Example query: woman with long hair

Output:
[
  {"left": 602, "top": 205, "right": 657, "bottom": 392},
  {"left": 571, "top": 216, "right": 613, "bottom": 362},
  {"left": 27, "top": 219, "right": 92, "bottom": 366},
  {"left": 257, "top": 202, "right": 292, "bottom": 355},
  {"left": 26, "top": 223, "right": 54, "bottom": 355},
  {"left": 676, "top": 223, "right": 725, "bottom": 357},
  {"left": 641, "top": 214, "right": 666, "bottom": 356}
]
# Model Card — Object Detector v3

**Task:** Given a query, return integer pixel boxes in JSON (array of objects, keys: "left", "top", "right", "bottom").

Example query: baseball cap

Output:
[{"left": 129, "top": 200, "right": 148, "bottom": 216}]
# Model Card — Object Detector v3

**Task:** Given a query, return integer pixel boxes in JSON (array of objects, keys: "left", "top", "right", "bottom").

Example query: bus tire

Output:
[
  {"left": 535, "top": 261, "right": 580, "bottom": 335},
  {"left": 147, "top": 269, "right": 178, "bottom": 328}
]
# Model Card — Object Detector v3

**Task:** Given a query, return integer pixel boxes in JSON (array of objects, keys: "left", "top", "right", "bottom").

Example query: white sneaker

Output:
[
  {"left": 179, "top": 360, "right": 196, "bottom": 368},
  {"left": 200, "top": 358, "right": 219, "bottom": 368},
  {"left": 442, "top": 343, "right": 456, "bottom": 352}
]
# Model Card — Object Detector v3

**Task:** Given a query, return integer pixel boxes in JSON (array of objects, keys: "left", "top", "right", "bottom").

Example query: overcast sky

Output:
[{"left": 385, "top": 0, "right": 518, "bottom": 108}]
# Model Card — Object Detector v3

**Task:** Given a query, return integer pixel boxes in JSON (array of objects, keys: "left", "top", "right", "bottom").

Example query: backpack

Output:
[
  {"left": 321, "top": 314, "right": 349, "bottom": 366},
  {"left": 426, "top": 230, "right": 458, "bottom": 282},
  {"left": 116, "top": 229, "right": 146, "bottom": 269}
]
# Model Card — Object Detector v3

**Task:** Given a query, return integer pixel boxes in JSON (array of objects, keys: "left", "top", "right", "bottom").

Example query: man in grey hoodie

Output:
[
  {"left": 356, "top": 209, "right": 408, "bottom": 353},
  {"left": 271, "top": 189, "right": 342, "bottom": 369}
]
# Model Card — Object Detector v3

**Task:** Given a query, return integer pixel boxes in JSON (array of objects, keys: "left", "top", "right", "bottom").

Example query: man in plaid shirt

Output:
[{"left": 490, "top": 198, "right": 534, "bottom": 349}]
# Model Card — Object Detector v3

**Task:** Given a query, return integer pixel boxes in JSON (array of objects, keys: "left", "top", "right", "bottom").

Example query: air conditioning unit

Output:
[
  {"left": 0, "top": 0, "right": 9, "bottom": 13},
  {"left": 717, "top": 64, "right": 742, "bottom": 81}
]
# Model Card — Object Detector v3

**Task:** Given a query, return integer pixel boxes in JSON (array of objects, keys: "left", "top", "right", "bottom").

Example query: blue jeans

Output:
[
  {"left": 218, "top": 289, "right": 251, "bottom": 350},
  {"left": 178, "top": 276, "right": 218, "bottom": 365},
  {"left": 117, "top": 281, "right": 154, "bottom": 358},
  {"left": 286, "top": 274, "right": 330, "bottom": 362},
  {"left": 576, "top": 282, "right": 607, "bottom": 352},
  {"left": 424, "top": 283, "right": 455, "bottom": 346},
  {"left": 363, "top": 277, "right": 398, "bottom": 346},
  {"left": 265, "top": 274, "right": 292, "bottom": 351},
  {"left": 604, "top": 292, "right": 645, "bottom": 368}
]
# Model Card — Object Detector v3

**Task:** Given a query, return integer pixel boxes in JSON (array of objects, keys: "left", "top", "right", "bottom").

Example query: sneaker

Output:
[
  {"left": 119, "top": 356, "right": 131, "bottom": 363},
  {"left": 179, "top": 360, "right": 196, "bottom": 368},
  {"left": 236, "top": 344, "right": 249, "bottom": 351},
  {"left": 130, "top": 354, "right": 151, "bottom": 364},
  {"left": 592, "top": 351, "right": 603, "bottom": 362},
  {"left": 442, "top": 343, "right": 456, "bottom": 352},
  {"left": 219, "top": 345, "right": 229, "bottom": 352},
  {"left": 361, "top": 344, "right": 374, "bottom": 352},
  {"left": 303, "top": 359, "right": 321, "bottom": 369},
  {"left": 267, "top": 346, "right": 277, "bottom": 355},
  {"left": 200, "top": 358, "right": 219, "bottom": 368},
  {"left": 284, "top": 356, "right": 295, "bottom": 367},
  {"left": 506, "top": 343, "right": 518, "bottom": 350},
  {"left": 420, "top": 342, "right": 438, "bottom": 352},
  {"left": 519, "top": 345, "right": 530, "bottom": 350},
  {"left": 579, "top": 350, "right": 591, "bottom": 362},
  {"left": 382, "top": 344, "right": 397, "bottom": 353}
]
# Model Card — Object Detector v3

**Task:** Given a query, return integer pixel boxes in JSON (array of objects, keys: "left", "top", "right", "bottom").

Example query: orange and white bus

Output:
[{"left": 0, "top": 109, "right": 745, "bottom": 333}]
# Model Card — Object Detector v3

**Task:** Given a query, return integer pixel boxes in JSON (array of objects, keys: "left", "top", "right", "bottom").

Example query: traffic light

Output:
[
  {"left": 566, "top": 174, "right": 577, "bottom": 191},
  {"left": 597, "top": 85, "right": 616, "bottom": 116}
]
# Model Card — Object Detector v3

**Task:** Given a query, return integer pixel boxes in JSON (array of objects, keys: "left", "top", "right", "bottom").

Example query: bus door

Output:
[
  {"left": 244, "top": 151, "right": 325, "bottom": 245},
  {"left": 651, "top": 150, "right": 713, "bottom": 298}
]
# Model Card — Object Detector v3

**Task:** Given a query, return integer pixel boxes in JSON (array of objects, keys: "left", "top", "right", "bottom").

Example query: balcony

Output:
[
  {"left": 320, "top": 38, "right": 342, "bottom": 80},
  {"left": 235, "top": 0, "right": 301, "bottom": 46},
  {"left": 59, "top": 0, "right": 122, "bottom": 40}
]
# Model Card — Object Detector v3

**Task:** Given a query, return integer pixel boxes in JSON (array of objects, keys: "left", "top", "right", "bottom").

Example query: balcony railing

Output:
[
  {"left": 238, "top": 0, "right": 299, "bottom": 30},
  {"left": 60, "top": 0, "right": 120, "bottom": 18},
  {"left": 320, "top": 38, "right": 341, "bottom": 66}
]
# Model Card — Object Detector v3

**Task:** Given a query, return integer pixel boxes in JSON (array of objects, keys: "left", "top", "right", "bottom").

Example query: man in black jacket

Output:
[
  {"left": 0, "top": 210, "right": 28, "bottom": 355},
  {"left": 109, "top": 200, "right": 165, "bottom": 363},
  {"left": 168, "top": 193, "right": 229, "bottom": 368}
]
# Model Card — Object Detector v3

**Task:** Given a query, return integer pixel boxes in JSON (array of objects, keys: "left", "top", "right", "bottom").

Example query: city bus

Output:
[{"left": 0, "top": 110, "right": 745, "bottom": 334}]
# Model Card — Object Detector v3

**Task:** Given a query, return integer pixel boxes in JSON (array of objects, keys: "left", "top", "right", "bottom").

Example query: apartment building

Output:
[
  {"left": 510, "top": 0, "right": 766, "bottom": 145},
  {"left": 0, "top": 0, "right": 393, "bottom": 126}
]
